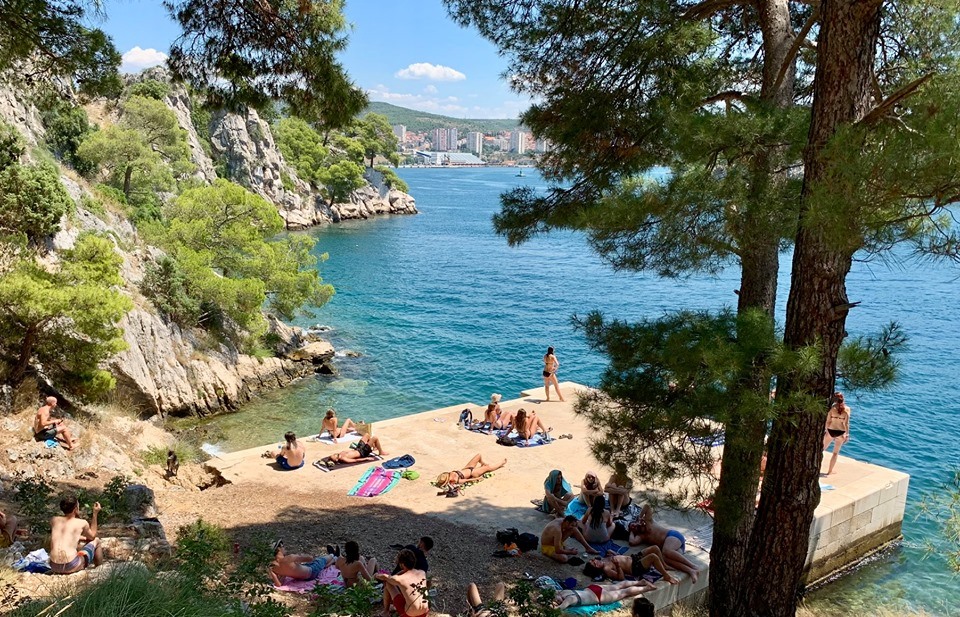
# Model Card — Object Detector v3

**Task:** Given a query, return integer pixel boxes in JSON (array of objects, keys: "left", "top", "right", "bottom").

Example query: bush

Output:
[
  {"left": 374, "top": 164, "right": 409, "bottom": 192},
  {"left": 127, "top": 79, "right": 170, "bottom": 101},
  {"left": 175, "top": 519, "right": 231, "bottom": 582},
  {"left": 12, "top": 473, "right": 55, "bottom": 533},
  {"left": 0, "top": 162, "right": 74, "bottom": 242},
  {"left": 0, "top": 120, "right": 24, "bottom": 171},
  {"left": 141, "top": 256, "right": 203, "bottom": 325},
  {"left": 311, "top": 578, "right": 382, "bottom": 617},
  {"left": 40, "top": 99, "right": 96, "bottom": 174},
  {"left": 141, "top": 441, "right": 206, "bottom": 467}
]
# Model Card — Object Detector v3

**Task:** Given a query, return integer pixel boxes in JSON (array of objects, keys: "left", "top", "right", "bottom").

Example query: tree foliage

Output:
[
  {"left": 273, "top": 117, "right": 329, "bottom": 186},
  {"left": 0, "top": 0, "right": 121, "bottom": 97},
  {"left": 0, "top": 161, "right": 73, "bottom": 243},
  {"left": 165, "top": 0, "right": 367, "bottom": 119},
  {"left": 0, "top": 120, "right": 24, "bottom": 171},
  {"left": 39, "top": 96, "right": 95, "bottom": 174},
  {"left": 0, "top": 233, "right": 131, "bottom": 398},
  {"left": 154, "top": 180, "right": 332, "bottom": 342},
  {"left": 126, "top": 79, "right": 171, "bottom": 101},
  {"left": 318, "top": 160, "right": 365, "bottom": 207},
  {"left": 352, "top": 113, "right": 399, "bottom": 168}
]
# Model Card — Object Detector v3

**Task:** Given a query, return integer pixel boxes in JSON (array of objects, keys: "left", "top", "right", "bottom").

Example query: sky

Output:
[{"left": 97, "top": 0, "right": 529, "bottom": 119}]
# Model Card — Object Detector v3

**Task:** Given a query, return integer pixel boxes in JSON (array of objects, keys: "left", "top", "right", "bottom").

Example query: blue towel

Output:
[
  {"left": 688, "top": 433, "right": 724, "bottom": 447},
  {"left": 383, "top": 454, "right": 416, "bottom": 469},
  {"left": 588, "top": 540, "right": 628, "bottom": 555},
  {"left": 45, "top": 439, "right": 58, "bottom": 448},
  {"left": 566, "top": 498, "right": 588, "bottom": 519},
  {"left": 564, "top": 601, "right": 623, "bottom": 615}
]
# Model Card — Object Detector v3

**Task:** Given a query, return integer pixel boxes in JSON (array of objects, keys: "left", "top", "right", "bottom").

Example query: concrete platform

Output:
[{"left": 206, "top": 382, "right": 907, "bottom": 611}]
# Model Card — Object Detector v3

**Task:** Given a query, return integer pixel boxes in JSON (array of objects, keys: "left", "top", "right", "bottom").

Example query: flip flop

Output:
[{"left": 271, "top": 539, "right": 283, "bottom": 553}]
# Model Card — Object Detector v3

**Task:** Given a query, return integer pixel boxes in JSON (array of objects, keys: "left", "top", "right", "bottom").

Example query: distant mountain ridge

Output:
[{"left": 365, "top": 101, "right": 521, "bottom": 134}]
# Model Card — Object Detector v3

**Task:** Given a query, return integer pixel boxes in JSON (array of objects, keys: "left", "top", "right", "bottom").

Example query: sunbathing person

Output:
[
  {"left": 541, "top": 469, "right": 574, "bottom": 516},
  {"left": 605, "top": 462, "right": 634, "bottom": 518},
  {"left": 628, "top": 504, "right": 699, "bottom": 583},
  {"left": 576, "top": 471, "right": 605, "bottom": 507},
  {"left": 467, "top": 581, "right": 507, "bottom": 617},
  {"left": 319, "top": 434, "right": 387, "bottom": 467},
  {"left": 513, "top": 409, "right": 551, "bottom": 440},
  {"left": 321, "top": 408, "right": 357, "bottom": 439},
  {"left": 484, "top": 394, "right": 502, "bottom": 426},
  {"left": 268, "top": 540, "right": 334, "bottom": 586},
  {"left": 583, "top": 546, "right": 679, "bottom": 585},
  {"left": 494, "top": 407, "right": 516, "bottom": 430},
  {"left": 554, "top": 579, "right": 655, "bottom": 609},
  {"left": 33, "top": 396, "right": 76, "bottom": 450},
  {"left": 540, "top": 515, "right": 599, "bottom": 563},
  {"left": 262, "top": 431, "right": 305, "bottom": 470},
  {"left": 336, "top": 540, "right": 377, "bottom": 588},
  {"left": 436, "top": 453, "right": 507, "bottom": 489}
]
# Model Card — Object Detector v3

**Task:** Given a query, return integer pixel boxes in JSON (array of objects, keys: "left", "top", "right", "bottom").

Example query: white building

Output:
[
  {"left": 431, "top": 127, "right": 459, "bottom": 152},
  {"left": 510, "top": 130, "right": 527, "bottom": 154},
  {"left": 467, "top": 131, "right": 484, "bottom": 155},
  {"left": 535, "top": 138, "right": 552, "bottom": 153},
  {"left": 393, "top": 124, "right": 406, "bottom": 142}
]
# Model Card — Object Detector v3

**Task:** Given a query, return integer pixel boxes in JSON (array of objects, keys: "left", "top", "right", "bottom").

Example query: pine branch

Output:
[
  {"left": 683, "top": 0, "right": 746, "bottom": 20},
  {"left": 858, "top": 72, "right": 934, "bottom": 128},
  {"left": 771, "top": 4, "right": 820, "bottom": 96}
]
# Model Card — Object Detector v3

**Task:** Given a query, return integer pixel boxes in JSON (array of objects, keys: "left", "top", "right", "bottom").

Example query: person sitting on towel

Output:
[
  {"left": 628, "top": 504, "right": 700, "bottom": 583},
  {"left": 320, "top": 434, "right": 388, "bottom": 467},
  {"left": 321, "top": 408, "right": 357, "bottom": 439},
  {"left": 262, "top": 431, "right": 305, "bottom": 470},
  {"left": 435, "top": 453, "right": 507, "bottom": 489},
  {"left": 267, "top": 539, "right": 334, "bottom": 586},
  {"left": 540, "top": 515, "right": 599, "bottom": 563},
  {"left": 553, "top": 580, "right": 655, "bottom": 610},
  {"left": 336, "top": 540, "right": 378, "bottom": 588}
]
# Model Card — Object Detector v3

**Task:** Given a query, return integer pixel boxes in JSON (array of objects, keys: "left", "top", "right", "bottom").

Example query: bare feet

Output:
[
  {"left": 689, "top": 570, "right": 699, "bottom": 584},
  {"left": 378, "top": 450, "right": 389, "bottom": 456},
  {"left": 666, "top": 575, "right": 680, "bottom": 585}
]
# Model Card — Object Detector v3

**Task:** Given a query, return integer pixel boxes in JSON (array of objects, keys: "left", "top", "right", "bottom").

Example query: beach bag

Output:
[
  {"left": 458, "top": 408, "right": 473, "bottom": 426},
  {"left": 517, "top": 532, "right": 539, "bottom": 553},
  {"left": 355, "top": 421, "right": 373, "bottom": 437},
  {"left": 497, "top": 435, "right": 516, "bottom": 447},
  {"left": 496, "top": 527, "right": 519, "bottom": 545}
]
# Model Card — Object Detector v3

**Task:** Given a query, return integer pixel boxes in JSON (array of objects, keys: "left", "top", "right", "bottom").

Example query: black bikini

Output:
[{"left": 827, "top": 428, "right": 845, "bottom": 438}]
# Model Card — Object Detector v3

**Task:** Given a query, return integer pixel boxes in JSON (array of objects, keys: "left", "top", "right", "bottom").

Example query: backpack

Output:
[
  {"left": 516, "top": 532, "right": 539, "bottom": 553},
  {"left": 497, "top": 435, "right": 516, "bottom": 447},
  {"left": 458, "top": 408, "right": 473, "bottom": 426},
  {"left": 496, "top": 527, "right": 520, "bottom": 545}
]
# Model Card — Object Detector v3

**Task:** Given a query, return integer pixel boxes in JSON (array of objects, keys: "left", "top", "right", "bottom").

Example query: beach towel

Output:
[
  {"left": 13, "top": 548, "right": 49, "bottom": 573},
  {"left": 309, "top": 430, "right": 361, "bottom": 444},
  {"left": 313, "top": 455, "right": 382, "bottom": 473},
  {"left": 565, "top": 498, "right": 589, "bottom": 519},
  {"left": 466, "top": 421, "right": 495, "bottom": 434},
  {"left": 431, "top": 472, "right": 492, "bottom": 495},
  {"left": 348, "top": 466, "right": 402, "bottom": 497},
  {"left": 820, "top": 483, "right": 835, "bottom": 491},
  {"left": 45, "top": 439, "right": 59, "bottom": 448},
  {"left": 496, "top": 429, "right": 552, "bottom": 447},
  {"left": 275, "top": 564, "right": 343, "bottom": 592},
  {"left": 687, "top": 433, "right": 725, "bottom": 447},
  {"left": 382, "top": 454, "right": 416, "bottom": 469},
  {"left": 587, "top": 540, "right": 629, "bottom": 556},
  {"left": 564, "top": 601, "right": 623, "bottom": 615}
]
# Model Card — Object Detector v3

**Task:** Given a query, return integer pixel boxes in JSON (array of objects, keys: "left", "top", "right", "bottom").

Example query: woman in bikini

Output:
[
  {"left": 514, "top": 408, "right": 551, "bottom": 440},
  {"left": 581, "top": 495, "right": 616, "bottom": 545},
  {"left": 484, "top": 394, "right": 502, "bottom": 427},
  {"left": 321, "top": 409, "right": 357, "bottom": 439},
  {"left": 542, "top": 347, "right": 565, "bottom": 402},
  {"left": 823, "top": 391, "right": 851, "bottom": 475},
  {"left": 436, "top": 453, "right": 507, "bottom": 489},
  {"left": 554, "top": 580, "right": 655, "bottom": 610},
  {"left": 336, "top": 540, "right": 377, "bottom": 588},
  {"left": 577, "top": 471, "right": 604, "bottom": 507}
]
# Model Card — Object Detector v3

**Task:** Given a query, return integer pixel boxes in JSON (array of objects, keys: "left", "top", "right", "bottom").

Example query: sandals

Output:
[{"left": 558, "top": 433, "right": 573, "bottom": 440}]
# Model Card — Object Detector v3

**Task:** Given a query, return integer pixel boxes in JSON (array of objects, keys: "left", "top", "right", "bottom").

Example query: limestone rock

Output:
[{"left": 0, "top": 79, "right": 45, "bottom": 146}]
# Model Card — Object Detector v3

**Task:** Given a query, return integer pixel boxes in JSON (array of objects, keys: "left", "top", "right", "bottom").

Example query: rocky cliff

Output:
[{"left": 0, "top": 75, "right": 414, "bottom": 417}]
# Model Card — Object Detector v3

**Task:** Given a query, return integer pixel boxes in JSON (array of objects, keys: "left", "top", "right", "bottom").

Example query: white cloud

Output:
[
  {"left": 423, "top": 84, "right": 438, "bottom": 94},
  {"left": 395, "top": 62, "right": 466, "bottom": 82},
  {"left": 121, "top": 47, "right": 168, "bottom": 73},
  {"left": 366, "top": 85, "right": 528, "bottom": 119}
]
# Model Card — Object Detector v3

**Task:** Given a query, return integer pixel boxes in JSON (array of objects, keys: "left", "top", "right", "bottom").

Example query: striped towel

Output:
[{"left": 348, "top": 466, "right": 402, "bottom": 497}]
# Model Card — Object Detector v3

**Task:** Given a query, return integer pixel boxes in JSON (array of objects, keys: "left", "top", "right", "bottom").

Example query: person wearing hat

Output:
[
  {"left": 267, "top": 540, "right": 335, "bottom": 586},
  {"left": 483, "top": 394, "right": 503, "bottom": 428}
]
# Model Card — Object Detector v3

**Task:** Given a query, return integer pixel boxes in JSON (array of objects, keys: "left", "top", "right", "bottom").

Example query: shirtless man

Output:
[
  {"left": 583, "top": 547, "right": 679, "bottom": 585},
  {"left": 319, "top": 434, "right": 388, "bottom": 468},
  {"left": 262, "top": 431, "right": 305, "bottom": 470},
  {"left": 33, "top": 397, "right": 75, "bottom": 450},
  {"left": 605, "top": 462, "right": 634, "bottom": 518},
  {"left": 628, "top": 504, "right": 699, "bottom": 583},
  {"left": 540, "top": 515, "right": 599, "bottom": 563},
  {"left": 49, "top": 495, "right": 102, "bottom": 574},
  {"left": 376, "top": 549, "right": 428, "bottom": 617},
  {"left": 0, "top": 510, "right": 18, "bottom": 548},
  {"left": 267, "top": 540, "right": 334, "bottom": 586}
]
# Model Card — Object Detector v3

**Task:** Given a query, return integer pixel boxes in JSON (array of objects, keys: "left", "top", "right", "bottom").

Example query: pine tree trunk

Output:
[
  {"left": 708, "top": 1, "right": 795, "bottom": 613},
  {"left": 744, "top": 0, "right": 882, "bottom": 614},
  {"left": 123, "top": 165, "right": 133, "bottom": 200},
  {"left": 9, "top": 326, "right": 36, "bottom": 386}
]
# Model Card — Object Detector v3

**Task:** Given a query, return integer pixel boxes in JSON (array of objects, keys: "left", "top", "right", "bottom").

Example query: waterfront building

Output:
[
  {"left": 414, "top": 151, "right": 484, "bottom": 166},
  {"left": 467, "top": 131, "right": 483, "bottom": 155},
  {"left": 510, "top": 130, "right": 527, "bottom": 154},
  {"left": 432, "top": 127, "right": 459, "bottom": 152},
  {"left": 393, "top": 124, "right": 406, "bottom": 143}
]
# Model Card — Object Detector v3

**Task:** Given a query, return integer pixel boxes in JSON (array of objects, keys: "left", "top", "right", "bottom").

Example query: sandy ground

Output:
[{"left": 177, "top": 383, "right": 713, "bottom": 615}]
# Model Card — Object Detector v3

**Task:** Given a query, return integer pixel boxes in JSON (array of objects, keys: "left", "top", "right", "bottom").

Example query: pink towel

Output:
[
  {"left": 348, "top": 466, "right": 401, "bottom": 497},
  {"left": 274, "top": 564, "right": 343, "bottom": 592}
]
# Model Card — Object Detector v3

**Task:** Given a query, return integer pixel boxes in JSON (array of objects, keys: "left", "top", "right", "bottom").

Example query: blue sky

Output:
[{"left": 99, "top": 0, "right": 528, "bottom": 119}]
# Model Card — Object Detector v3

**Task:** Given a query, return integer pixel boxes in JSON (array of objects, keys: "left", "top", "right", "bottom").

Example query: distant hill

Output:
[{"left": 365, "top": 102, "right": 521, "bottom": 134}]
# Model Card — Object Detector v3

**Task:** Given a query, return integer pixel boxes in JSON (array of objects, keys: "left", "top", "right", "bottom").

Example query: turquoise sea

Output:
[{"left": 204, "top": 167, "right": 959, "bottom": 615}]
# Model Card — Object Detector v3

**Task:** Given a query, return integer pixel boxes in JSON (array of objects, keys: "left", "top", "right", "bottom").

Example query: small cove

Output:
[{"left": 201, "top": 167, "right": 960, "bottom": 615}]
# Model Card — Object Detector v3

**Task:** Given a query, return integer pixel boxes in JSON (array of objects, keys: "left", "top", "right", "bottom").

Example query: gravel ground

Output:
[{"left": 157, "top": 481, "right": 585, "bottom": 617}]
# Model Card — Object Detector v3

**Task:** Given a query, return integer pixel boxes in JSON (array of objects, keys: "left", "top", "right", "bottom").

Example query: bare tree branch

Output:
[{"left": 858, "top": 72, "right": 934, "bottom": 127}]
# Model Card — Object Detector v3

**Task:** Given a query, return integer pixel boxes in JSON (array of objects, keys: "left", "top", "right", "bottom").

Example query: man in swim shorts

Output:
[
  {"left": 540, "top": 515, "right": 599, "bottom": 563},
  {"left": 33, "top": 397, "right": 76, "bottom": 450},
  {"left": 262, "top": 431, "right": 305, "bottom": 470},
  {"left": 49, "top": 495, "right": 102, "bottom": 574},
  {"left": 628, "top": 504, "right": 699, "bottom": 583},
  {"left": 376, "top": 549, "right": 428, "bottom": 617},
  {"left": 267, "top": 540, "right": 335, "bottom": 586}
]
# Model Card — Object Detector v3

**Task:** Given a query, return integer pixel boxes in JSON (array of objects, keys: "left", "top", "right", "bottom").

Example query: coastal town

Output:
[{"left": 392, "top": 123, "right": 551, "bottom": 167}]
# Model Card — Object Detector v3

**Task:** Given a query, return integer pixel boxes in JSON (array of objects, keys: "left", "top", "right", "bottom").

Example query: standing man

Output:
[
  {"left": 33, "top": 396, "right": 75, "bottom": 450},
  {"left": 49, "top": 495, "right": 102, "bottom": 574}
]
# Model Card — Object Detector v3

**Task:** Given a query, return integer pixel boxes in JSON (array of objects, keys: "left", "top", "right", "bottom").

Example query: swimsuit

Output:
[
  {"left": 355, "top": 441, "right": 374, "bottom": 458},
  {"left": 543, "top": 370, "right": 552, "bottom": 378},
  {"left": 666, "top": 529, "right": 686, "bottom": 553},
  {"left": 631, "top": 552, "right": 647, "bottom": 577},
  {"left": 50, "top": 542, "right": 96, "bottom": 574},
  {"left": 541, "top": 544, "right": 557, "bottom": 557},
  {"left": 392, "top": 592, "right": 428, "bottom": 617},
  {"left": 307, "top": 555, "right": 331, "bottom": 579},
  {"left": 586, "top": 584, "right": 603, "bottom": 602},
  {"left": 827, "top": 428, "right": 846, "bottom": 438},
  {"left": 34, "top": 426, "right": 58, "bottom": 441},
  {"left": 559, "top": 590, "right": 588, "bottom": 607},
  {"left": 276, "top": 455, "right": 304, "bottom": 470}
]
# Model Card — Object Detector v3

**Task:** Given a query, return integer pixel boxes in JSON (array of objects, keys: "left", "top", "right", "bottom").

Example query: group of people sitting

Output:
[
  {"left": 475, "top": 394, "right": 553, "bottom": 440},
  {"left": 261, "top": 408, "right": 389, "bottom": 471},
  {"left": 268, "top": 536, "right": 433, "bottom": 617}
]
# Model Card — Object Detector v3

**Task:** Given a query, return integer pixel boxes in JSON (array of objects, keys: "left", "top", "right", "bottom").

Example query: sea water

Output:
[{"left": 203, "top": 167, "right": 960, "bottom": 614}]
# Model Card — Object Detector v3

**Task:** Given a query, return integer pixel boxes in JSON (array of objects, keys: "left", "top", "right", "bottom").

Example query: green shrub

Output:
[
  {"left": 11, "top": 473, "right": 55, "bottom": 533},
  {"left": 374, "top": 164, "right": 409, "bottom": 192},
  {"left": 0, "top": 120, "right": 24, "bottom": 171},
  {"left": 311, "top": 578, "right": 382, "bottom": 617},
  {"left": 509, "top": 580, "right": 562, "bottom": 617},
  {"left": 141, "top": 256, "right": 203, "bottom": 325},
  {"left": 175, "top": 519, "right": 230, "bottom": 582},
  {"left": 141, "top": 441, "right": 206, "bottom": 466},
  {"left": 40, "top": 99, "right": 96, "bottom": 174},
  {"left": 80, "top": 194, "right": 106, "bottom": 216},
  {"left": 0, "top": 162, "right": 74, "bottom": 242},
  {"left": 127, "top": 79, "right": 170, "bottom": 101}
]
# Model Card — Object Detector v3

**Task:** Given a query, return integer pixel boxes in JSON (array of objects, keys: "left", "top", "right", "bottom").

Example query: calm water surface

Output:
[{"left": 202, "top": 168, "right": 960, "bottom": 615}]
